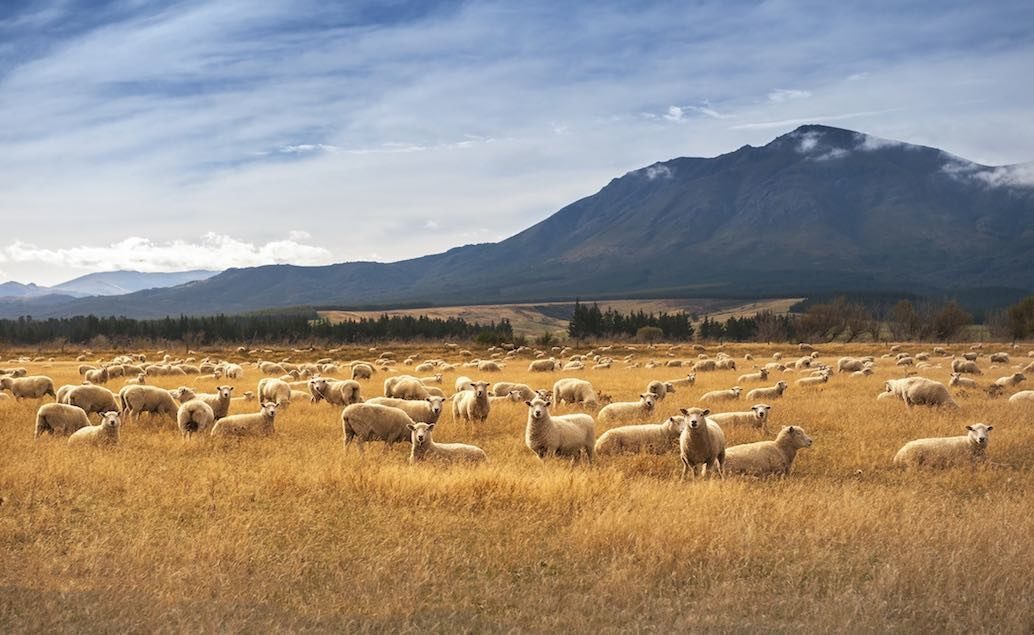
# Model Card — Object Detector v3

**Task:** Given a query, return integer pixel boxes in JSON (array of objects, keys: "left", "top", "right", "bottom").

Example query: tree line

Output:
[{"left": 567, "top": 301, "right": 696, "bottom": 340}]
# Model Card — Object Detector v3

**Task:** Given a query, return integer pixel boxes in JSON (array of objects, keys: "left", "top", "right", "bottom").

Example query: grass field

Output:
[{"left": 1, "top": 342, "right": 1033, "bottom": 633}]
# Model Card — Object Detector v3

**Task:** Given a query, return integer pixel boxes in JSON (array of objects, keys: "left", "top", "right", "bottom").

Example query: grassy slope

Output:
[{"left": 1, "top": 343, "right": 1033, "bottom": 632}]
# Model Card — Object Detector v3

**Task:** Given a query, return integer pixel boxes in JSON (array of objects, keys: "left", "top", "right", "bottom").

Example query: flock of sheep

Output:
[{"left": 3, "top": 339, "right": 1032, "bottom": 476}]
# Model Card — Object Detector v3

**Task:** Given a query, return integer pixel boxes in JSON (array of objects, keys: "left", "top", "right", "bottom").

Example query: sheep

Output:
[
  {"left": 34, "top": 403, "right": 91, "bottom": 439},
  {"left": 594, "top": 415, "right": 685, "bottom": 456},
  {"left": 668, "top": 374, "right": 696, "bottom": 388},
  {"left": 0, "top": 376, "right": 56, "bottom": 400},
  {"left": 452, "top": 380, "right": 491, "bottom": 425},
  {"left": 646, "top": 380, "right": 676, "bottom": 401},
  {"left": 177, "top": 399, "right": 215, "bottom": 439},
  {"left": 488, "top": 390, "right": 526, "bottom": 404},
  {"left": 211, "top": 402, "right": 279, "bottom": 438},
  {"left": 597, "top": 393, "right": 656, "bottom": 426},
  {"left": 365, "top": 396, "right": 447, "bottom": 424},
  {"left": 118, "top": 385, "right": 178, "bottom": 424},
  {"left": 170, "top": 386, "right": 197, "bottom": 403},
  {"left": 716, "top": 358, "right": 737, "bottom": 370},
  {"left": 851, "top": 368, "right": 874, "bottom": 377},
  {"left": 723, "top": 425, "right": 813, "bottom": 477},
  {"left": 699, "top": 386, "right": 742, "bottom": 403},
  {"left": 124, "top": 373, "right": 146, "bottom": 385},
  {"left": 1008, "top": 390, "right": 1034, "bottom": 403},
  {"left": 949, "top": 373, "right": 979, "bottom": 389},
  {"left": 491, "top": 382, "right": 536, "bottom": 401},
  {"left": 746, "top": 381, "right": 789, "bottom": 401},
  {"left": 408, "top": 422, "right": 487, "bottom": 464},
  {"left": 384, "top": 377, "right": 429, "bottom": 400},
  {"left": 528, "top": 358, "right": 560, "bottom": 372},
  {"left": 523, "top": 397, "right": 595, "bottom": 464},
  {"left": 678, "top": 408, "right": 726, "bottom": 480},
  {"left": 552, "top": 378, "right": 602, "bottom": 409},
  {"left": 195, "top": 385, "right": 234, "bottom": 420},
  {"left": 340, "top": 402, "right": 415, "bottom": 453},
  {"left": 478, "top": 360, "right": 503, "bottom": 372},
  {"left": 994, "top": 373, "right": 1025, "bottom": 388},
  {"left": 990, "top": 352, "right": 1009, "bottom": 364},
  {"left": 737, "top": 368, "right": 769, "bottom": 383},
  {"left": 84, "top": 367, "right": 109, "bottom": 384},
  {"left": 420, "top": 374, "right": 444, "bottom": 385},
  {"left": 258, "top": 378, "right": 292, "bottom": 407},
  {"left": 692, "top": 359, "right": 717, "bottom": 372},
  {"left": 885, "top": 377, "right": 958, "bottom": 408},
  {"left": 454, "top": 375, "right": 474, "bottom": 393},
  {"left": 63, "top": 384, "right": 119, "bottom": 418},
  {"left": 951, "top": 358, "right": 982, "bottom": 375},
  {"left": 351, "top": 363, "right": 375, "bottom": 381},
  {"left": 894, "top": 424, "right": 993, "bottom": 469},
  {"left": 709, "top": 404, "right": 772, "bottom": 433},
  {"left": 68, "top": 411, "right": 121, "bottom": 447},
  {"left": 796, "top": 374, "right": 829, "bottom": 387}
]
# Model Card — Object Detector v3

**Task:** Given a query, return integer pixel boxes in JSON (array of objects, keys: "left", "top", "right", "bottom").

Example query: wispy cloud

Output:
[
  {"left": 767, "top": 88, "right": 812, "bottom": 103},
  {"left": 729, "top": 109, "right": 900, "bottom": 131}
]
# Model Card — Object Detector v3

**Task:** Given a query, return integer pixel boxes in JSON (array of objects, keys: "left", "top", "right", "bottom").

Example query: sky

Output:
[{"left": 1, "top": 0, "right": 1032, "bottom": 286}]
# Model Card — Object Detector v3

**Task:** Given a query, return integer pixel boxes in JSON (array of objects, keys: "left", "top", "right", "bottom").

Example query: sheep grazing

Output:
[
  {"left": 528, "top": 358, "right": 560, "bottom": 372},
  {"left": 894, "top": 423, "right": 993, "bottom": 469},
  {"left": 746, "top": 381, "right": 789, "bottom": 401},
  {"left": 949, "top": 373, "right": 979, "bottom": 389},
  {"left": 0, "top": 375, "right": 57, "bottom": 400},
  {"left": 837, "top": 357, "right": 867, "bottom": 373},
  {"left": 700, "top": 386, "right": 743, "bottom": 403},
  {"left": 951, "top": 358, "right": 982, "bottom": 375},
  {"left": 478, "top": 360, "right": 503, "bottom": 372},
  {"left": 84, "top": 367, "right": 110, "bottom": 384},
  {"left": 1008, "top": 390, "right": 1034, "bottom": 403},
  {"left": 594, "top": 415, "right": 685, "bottom": 456},
  {"left": 35, "top": 403, "right": 91, "bottom": 439},
  {"left": 552, "top": 378, "right": 602, "bottom": 409},
  {"left": 211, "top": 402, "right": 279, "bottom": 438},
  {"left": 989, "top": 352, "right": 1009, "bottom": 364},
  {"left": 177, "top": 400, "right": 216, "bottom": 439},
  {"left": 723, "top": 426, "right": 813, "bottom": 477},
  {"left": 68, "top": 411, "right": 121, "bottom": 447},
  {"left": 737, "top": 368, "right": 769, "bottom": 383},
  {"left": 884, "top": 377, "right": 958, "bottom": 408},
  {"left": 383, "top": 377, "right": 429, "bottom": 400},
  {"left": 308, "top": 378, "right": 362, "bottom": 406},
  {"left": 796, "top": 373, "right": 829, "bottom": 387},
  {"left": 366, "top": 396, "right": 446, "bottom": 424},
  {"left": 340, "top": 402, "right": 415, "bottom": 453},
  {"left": 678, "top": 408, "right": 726, "bottom": 480},
  {"left": 257, "top": 378, "right": 293, "bottom": 408},
  {"left": 62, "top": 384, "right": 119, "bottom": 418},
  {"left": 524, "top": 398, "right": 595, "bottom": 464},
  {"left": 351, "top": 363, "right": 375, "bottom": 381},
  {"left": 119, "top": 385, "right": 178, "bottom": 424},
  {"left": 491, "top": 382, "right": 536, "bottom": 402},
  {"left": 668, "top": 373, "right": 696, "bottom": 388},
  {"left": 452, "top": 380, "right": 491, "bottom": 426},
  {"left": 646, "top": 380, "right": 677, "bottom": 401},
  {"left": 994, "top": 373, "right": 1026, "bottom": 388},
  {"left": 597, "top": 393, "right": 656, "bottom": 426},
  {"left": 408, "top": 422, "right": 487, "bottom": 464},
  {"left": 709, "top": 404, "right": 772, "bottom": 433},
  {"left": 692, "top": 359, "right": 717, "bottom": 372}
]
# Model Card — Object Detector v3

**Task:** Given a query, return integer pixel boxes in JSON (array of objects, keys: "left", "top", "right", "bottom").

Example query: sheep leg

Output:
[{"left": 680, "top": 457, "right": 690, "bottom": 481}]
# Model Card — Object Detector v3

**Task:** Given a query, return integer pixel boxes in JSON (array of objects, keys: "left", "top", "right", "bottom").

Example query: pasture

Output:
[{"left": 1, "top": 342, "right": 1033, "bottom": 633}]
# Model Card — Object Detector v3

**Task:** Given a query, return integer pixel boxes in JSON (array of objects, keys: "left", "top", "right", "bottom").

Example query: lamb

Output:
[
  {"left": 1008, "top": 390, "right": 1034, "bottom": 403},
  {"left": 678, "top": 407, "right": 726, "bottom": 480},
  {"left": 552, "top": 378, "right": 602, "bottom": 409},
  {"left": 597, "top": 393, "right": 656, "bottom": 426},
  {"left": 195, "top": 385, "right": 234, "bottom": 420},
  {"left": 894, "top": 424, "right": 993, "bottom": 469},
  {"left": 0, "top": 375, "right": 56, "bottom": 400},
  {"left": 796, "top": 374, "right": 829, "bottom": 387},
  {"left": 340, "top": 402, "right": 415, "bottom": 453},
  {"left": 63, "top": 384, "right": 119, "bottom": 417},
  {"left": 746, "top": 381, "right": 789, "bottom": 401},
  {"left": 723, "top": 425, "right": 813, "bottom": 477},
  {"left": 258, "top": 378, "right": 293, "bottom": 407},
  {"left": 118, "top": 385, "right": 178, "bottom": 424},
  {"left": 737, "top": 368, "right": 769, "bottom": 383},
  {"left": 34, "top": 403, "right": 91, "bottom": 439},
  {"left": 594, "top": 415, "right": 685, "bottom": 455},
  {"left": 885, "top": 377, "right": 958, "bottom": 408},
  {"left": 351, "top": 363, "right": 375, "bottom": 380},
  {"left": 709, "top": 404, "right": 772, "bottom": 433},
  {"left": 365, "top": 396, "right": 446, "bottom": 424},
  {"left": 524, "top": 397, "right": 595, "bottom": 464},
  {"left": 951, "top": 358, "right": 982, "bottom": 375},
  {"left": 700, "top": 386, "right": 743, "bottom": 403},
  {"left": 949, "top": 373, "right": 978, "bottom": 389},
  {"left": 646, "top": 380, "right": 677, "bottom": 401},
  {"left": 67, "top": 411, "right": 121, "bottom": 447},
  {"left": 211, "top": 402, "right": 279, "bottom": 438},
  {"left": 452, "top": 380, "right": 491, "bottom": 425},
  {"left": 408, "top": 422, "right": 487, "bottom": 464},
  {"left": 177, "top": 399, "right": 216, "bottom": 439},
  {"left": 994, "top": 373, "right": 1025, "bottom": 388},
  {"left": 528, "top": 358, "right": 560, "bottom": 372},
  {"left": 491, "top": 382, "right": 536, "bottom": 401}
]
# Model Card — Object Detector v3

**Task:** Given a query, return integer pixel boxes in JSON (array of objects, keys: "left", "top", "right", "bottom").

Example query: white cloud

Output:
[
  {"left": 767, "top": 88, "right": 812, "bottom": 103},
  {"left": 424, "top": 219, "right": 439, "bottom": 230},
  {"left": 796, "top": 131, "right": 822, "bottom": 152},
  {"left": 943, "top": 160, "right": 1034, "bottom": 188},
  {"left": 1, "top": 233, "right": 334, "bottom": 273},
  {"left": 857, "top": 133, "right": 906, "bottom": 151},
  {"left": 814, "top": 147, "right": 849, "bottom": 161},
  {"left": 730, "top": 109, "right": 897, "bottom": 131},
  {"left": 644, "top": 164, "right": 673, "bottom": 180},
  {"left": 287, "top": 229, "right": 312, "bottom": 241},
  {"left": 663, "top": 106, "right": 685, "bottom": 122}
]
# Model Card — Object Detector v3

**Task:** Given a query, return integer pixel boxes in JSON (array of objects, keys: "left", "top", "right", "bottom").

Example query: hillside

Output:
[{"left": 2, "top": 124, "right": 1032, "bottom": 319}]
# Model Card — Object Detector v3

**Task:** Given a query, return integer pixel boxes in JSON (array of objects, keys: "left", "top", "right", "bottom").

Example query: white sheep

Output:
[
  {"left": 408, "top": 422, "right": 487, "bottom": 464},
  {"left": 989, "top": 352, "right": 1009, "bottom": 363},
  {"left": 478, "top": 360, "right": 503, "bottom": 372},
  {"left": 492, "top": 382, "right": 536, "bottom": 401},
  {"left": 597, "top": 393, "right": 656, "bottom": 425},
  {"left": 524, "top": 397, "right": 595, "bottom": 464},
  {"left": 351, "top": 363, "right": 375, "bottom": 381},
  {"left": 884, "top": 377, "right": 958, "bottom": 408},
  {"left": 594, "top": 415, "right": 685, "bottom": 455},
  {"left": 62, "top": 384, "right": 119, "bottom": 417},
  {"left": 194, "top": 385, "right": 234, "bottom": 420},
  {"left": 258, "top": 378, "right": 293, "bottom": 407},
  {"left": 341, "top": 402, "right": 415, "bottom": 453},
  {"left": 34, "top": 403, "right": 91, "bottom": 439},
  {"left": 994, "top": 373, "right": 1025, "bottom": 388},
  {"left": 211, "top": 402, "right": 279, "bottom": 438},
  {"left": 746, "top": 381, "right": 788, "bottom": 401},
  {"left": 0, "top": 375, "right": 56, "bottom": 400},
  {"left": 528, "top": 358, "right": 560, "bottom": 372},
  {"left": 552, "top": 378, "right": 602, "bottom": 409},
  {"left": 177, "top": 399, "right": 216, "bottom": 439},
  {"left": 452, "top": 380, "right": 491, "bottom": 425},
  {"left": 737, "top": 368, "right": 769, "bottom": 383},
  {"left": 700, "top": 386, "right": 743, "bottom": 403},
  {"left": 722, "top": 425, "right": 812, "bottom": 477},
  {"left": 366, "top": 396, "right": 446, "bottom": 424},
  {"left": 678, "top": 407, "right": 726, "bottom": 480},
  {"left": 796, "top": 373, "right": 829, "bottom": 387},
  {"left": 646, "top": 380, "right": 677, "bottom": 401},
  {"left": 948, "top": 373, "right": 978, "bottom": 389},
  {"left": 893, "top": 424, "right": 993, "bottom": 469},
  {"left": 951, "top": 358, "right": 982, "bottom": 375},
  {"left": 308, "top": 378, "right": 362, "bottom": 406},
  {"left": 667, "top": 373, "right": 696, "bottom": 387},
  {"left": 118, "top": 385, "right": 178, "bottom": 424},
  {"left": 709, "top": 404, "right": 772, "bottom": 433},
  {"left": 1008, "top": 390, "right": 1034, "bottom": 403},
  {"left": 68, "top": 411, "right": 121, "bottom": 447}
]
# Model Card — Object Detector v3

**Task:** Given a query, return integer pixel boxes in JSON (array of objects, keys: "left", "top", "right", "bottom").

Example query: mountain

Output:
[
  {"left": 0, "top": 282, "right": 52, "bottom": 298},
  {"left": 2, "top": 125, "right": 1032, "bottom": 319},
  {"left": 0, "top": 270, "right": 219, "bottom": 300}
]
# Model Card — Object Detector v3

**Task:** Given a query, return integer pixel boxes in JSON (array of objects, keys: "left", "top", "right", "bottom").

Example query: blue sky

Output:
[{"left": 1, "top": 0, "right": 1032, "bottom": 285}]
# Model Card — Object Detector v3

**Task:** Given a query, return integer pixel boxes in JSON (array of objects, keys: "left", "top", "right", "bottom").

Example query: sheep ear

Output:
[
  {"left": 965, "top": 425, "right": 974, "bottom": 431},
  {"left": 428, "top": 423, "right": 436, "bottom": 430},
  {"left": 407, "top": 424, "right": 416, "bottom": 431},
  {"left": 525, "top": 400, "right": 533, "bottom": 407},
  {"left": 701, "top": 409, "right": 710, "bottom": 416},
  {"left": 986, "top": 426, "right": 993, "bottom": 431},
  {"left": 680, "top": 408, "right": 689, "bottom": 415}
]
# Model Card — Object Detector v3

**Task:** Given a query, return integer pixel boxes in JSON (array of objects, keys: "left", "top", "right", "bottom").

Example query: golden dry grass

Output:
[{"left": 2, "top": 342, "right": 1033, "bottom": 633}]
